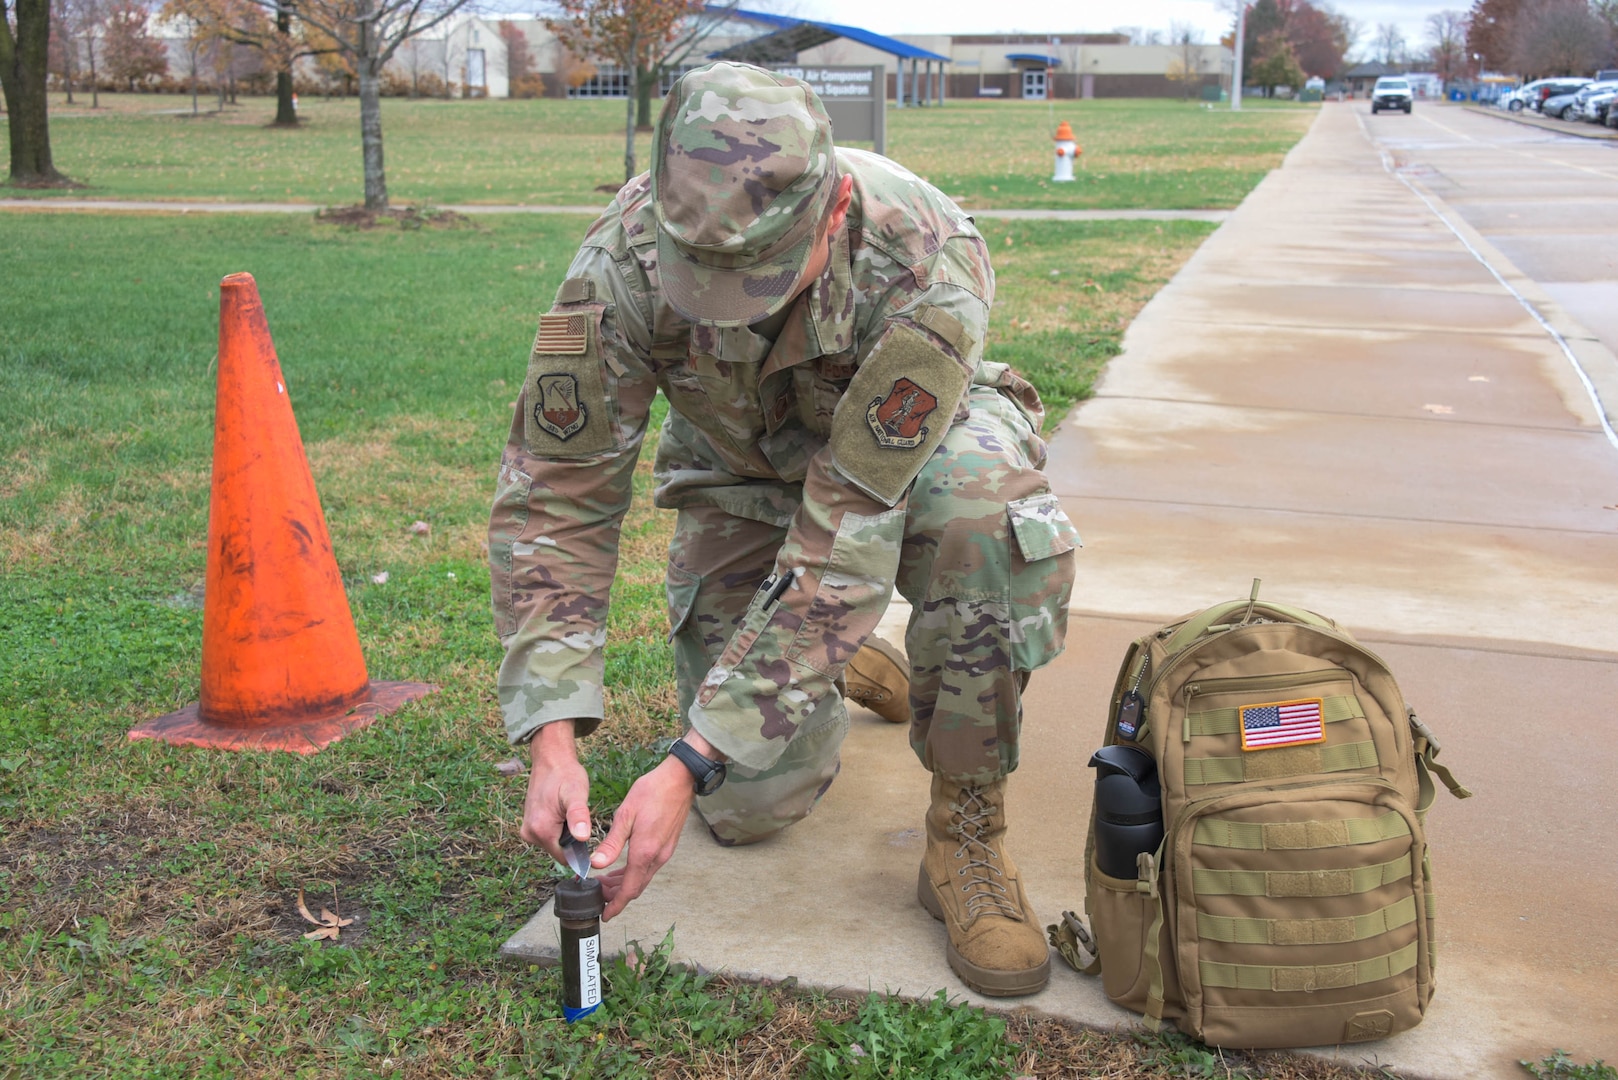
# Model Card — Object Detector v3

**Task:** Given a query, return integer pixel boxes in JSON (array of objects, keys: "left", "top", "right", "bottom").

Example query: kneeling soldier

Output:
[{"left": 491, "top": 61, "right": 1078, "bottom": 996}]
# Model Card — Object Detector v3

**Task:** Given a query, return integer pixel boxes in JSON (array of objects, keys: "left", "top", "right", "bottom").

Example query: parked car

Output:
[
  {"left": 1501, "top": 77, "right": 1589, "bottom": 111},
  {"left": 1533, "top": 78, "right": 1595, "bottom": 110},
  {"left": 1371, "top": 77, "right": 1413, "bottom": 114},
  {"left": 1542, "top": 90, "right": 1582, "bottom": 118},
  {"left": 1543, "top": 81, "right": 1615, "bottom": 118},
  {"left": 1586, "top": 87, "right": 1618, "bottom": 123}
]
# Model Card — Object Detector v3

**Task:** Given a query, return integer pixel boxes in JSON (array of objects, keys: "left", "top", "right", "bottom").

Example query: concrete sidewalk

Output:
[{"left": 504, "top": 103, "right": 1618, "bottom": 1076}]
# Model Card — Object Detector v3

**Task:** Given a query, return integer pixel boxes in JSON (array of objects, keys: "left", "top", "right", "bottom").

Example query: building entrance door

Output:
[{"left": 1022, "top": 67, "right": 1047, "bottom": 100}]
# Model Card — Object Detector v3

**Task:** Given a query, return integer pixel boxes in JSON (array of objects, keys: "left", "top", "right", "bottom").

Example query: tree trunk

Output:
[
  {"left": 623, "top": 79, "right": 635, "bottom": 182},
  {"left": 272, "top": 4, "right": 296, "bottom": 125},
  {"left": 0, "top": 0, "right": 72, "bottom": 186},
  {"left": 358, "top": 61, "right": 387, "bottom": 210},
  {"left": 635, "top": 65, "right": 653, "bottom": 130}
]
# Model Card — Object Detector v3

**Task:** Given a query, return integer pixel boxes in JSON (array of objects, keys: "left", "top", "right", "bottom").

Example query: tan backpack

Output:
[{"left": 1051, "top": 582, "right": 1471, "bottom": 1049}]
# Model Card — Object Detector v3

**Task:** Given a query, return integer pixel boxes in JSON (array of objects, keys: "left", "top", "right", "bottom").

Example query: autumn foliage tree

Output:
[
  {"left": 499, "top": 19, "right": 542, "bottom": 96},
  {"left": 1251, "top": 30, "right": 1306, "bottom": 94},
  {"left": 102, "top": 0, "right": 168, "bottom": 89},
  {"left": 545, "top": 0, "right": 736, "bottom": 182},
  {"left": 1237, "top": 0, "right": 1355, "bottom": 85},
  {"left": 1466, "top": 0, "right": 1522, "bottom": 71}
]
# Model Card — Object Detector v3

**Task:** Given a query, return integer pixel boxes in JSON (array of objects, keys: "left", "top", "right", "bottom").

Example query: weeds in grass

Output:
[
  {"left": 1522, "top": 1051, "right": 1618, "bottom": 1080},
  {"left": 808, "top": 988, "right": 1018, "bottom": 1080}
]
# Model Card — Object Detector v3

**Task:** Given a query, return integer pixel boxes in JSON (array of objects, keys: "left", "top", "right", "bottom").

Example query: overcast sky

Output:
[{"left": 790, "top": 0, "right": 1446, "bottom": 58}]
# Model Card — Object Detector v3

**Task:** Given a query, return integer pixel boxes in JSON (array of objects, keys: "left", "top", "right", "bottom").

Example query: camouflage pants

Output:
[{"left": 666, "top": 383, "right": 1076, "bottom": 846}]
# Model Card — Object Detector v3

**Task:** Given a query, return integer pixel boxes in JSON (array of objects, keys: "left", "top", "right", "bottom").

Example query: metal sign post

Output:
[{"left": 772, "top": 65, "right": 886, "bottom": 155}]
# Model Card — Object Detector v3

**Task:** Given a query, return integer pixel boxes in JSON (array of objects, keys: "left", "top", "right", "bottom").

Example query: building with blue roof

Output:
[{"left": 492, "top": 13, "right": 1230, "bottom": 104}]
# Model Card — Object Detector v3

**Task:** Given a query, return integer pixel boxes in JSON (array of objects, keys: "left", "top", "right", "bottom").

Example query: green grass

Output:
[
  {"left": 0, "top": 150, "right": 1371, "bottom": 1073},
  {"left": 6, "top": 93, "right": 1314, "bottom": 209},
  {"left": 0, "top": 209, "right": 1221, "bottom": 1076}
]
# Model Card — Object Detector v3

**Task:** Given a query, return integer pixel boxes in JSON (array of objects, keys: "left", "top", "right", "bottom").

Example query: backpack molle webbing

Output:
[{"left": 1052, "top": 580, "right": 1470, "bottom": 1049}]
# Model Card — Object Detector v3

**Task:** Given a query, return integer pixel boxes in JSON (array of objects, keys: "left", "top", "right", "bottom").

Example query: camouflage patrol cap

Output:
[{"left": 653, "top": 61, "right": 837, "bottom": 328}]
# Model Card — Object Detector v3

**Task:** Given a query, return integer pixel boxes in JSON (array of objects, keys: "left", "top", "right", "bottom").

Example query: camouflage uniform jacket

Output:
[{"left": 492, "top": 147, "right": 1013, "bottom": 771}]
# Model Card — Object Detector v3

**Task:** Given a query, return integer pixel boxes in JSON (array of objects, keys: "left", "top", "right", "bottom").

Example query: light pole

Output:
[{"left": 1231, "top": 2, "right": 1247, "bottom": 111}]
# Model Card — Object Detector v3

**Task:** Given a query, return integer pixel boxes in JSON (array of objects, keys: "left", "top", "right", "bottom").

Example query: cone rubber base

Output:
[{"left": 129, "top": 680, "right": 437, "bottom": 754}]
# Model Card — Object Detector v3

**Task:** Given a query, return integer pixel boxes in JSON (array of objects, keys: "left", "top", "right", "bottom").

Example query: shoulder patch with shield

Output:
[
  {"left": 831, "top": 308, "right": 973, "bottom": 506},
  {"left": 524, "top": 301, "right": 615, "bottom": 458}
]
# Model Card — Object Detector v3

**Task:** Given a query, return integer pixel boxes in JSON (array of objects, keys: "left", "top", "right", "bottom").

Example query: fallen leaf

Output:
[
  {"left": 1422, "top": 404, "right": 1454, "bottom": 414},
  {"left": 494, "top": 758, "right": 524, "bottom": 776},
  {"left": 297, "top": 888, "right": 354, "bottom": 941}
]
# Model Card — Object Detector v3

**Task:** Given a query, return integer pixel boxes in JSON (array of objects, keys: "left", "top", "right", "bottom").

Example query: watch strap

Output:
[{"left": 668, "top": 737, "right": 726, "bottom": 795}]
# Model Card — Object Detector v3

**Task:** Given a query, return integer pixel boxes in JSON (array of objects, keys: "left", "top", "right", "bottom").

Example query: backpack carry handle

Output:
[{"left": 1162, "top": 579, "right": 1335, "bottom": 656}]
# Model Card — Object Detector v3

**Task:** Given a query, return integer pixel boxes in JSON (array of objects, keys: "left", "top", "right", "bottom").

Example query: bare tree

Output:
[
  {"left": 1510, "top": 0, "right": 1609, "bottom": 77},
  {"left": 1426, "top": 10, "right": 1471, "bottom": 85},
  {"left": 243, "top": 0, "right": 475, "bottom": 209},
  {"left": 1374, "top": 21, "right": 1405, "bottom": 65},
  {"left": 47, "top": 0, "right": 77, "bottom": 100},
  {"left": 1165, "top": 21, "right": 1204, "bottom": 98}
]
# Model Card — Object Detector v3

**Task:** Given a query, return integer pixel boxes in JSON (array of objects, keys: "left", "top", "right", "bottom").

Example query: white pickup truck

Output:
[{"left": 1370, "top": 77, "right": 1413, "bottom": 115}]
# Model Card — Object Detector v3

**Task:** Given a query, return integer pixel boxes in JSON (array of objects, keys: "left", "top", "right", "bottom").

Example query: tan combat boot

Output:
[
  {"left": 917, "top": 774, "right": 1050, "bottom": 996},
  {"left": 844, "top": 638, "right": 910, "bottom": 724}
]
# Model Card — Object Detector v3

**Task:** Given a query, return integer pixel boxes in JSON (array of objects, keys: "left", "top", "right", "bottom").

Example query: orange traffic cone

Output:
[{"left": 129, "top": 273, "right": 435, "bottom": 753}]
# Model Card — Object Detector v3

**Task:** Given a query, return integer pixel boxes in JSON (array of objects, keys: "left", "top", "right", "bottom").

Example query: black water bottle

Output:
[{"left": 1089, "top": 745, "right": 1164, "bottom": 880}]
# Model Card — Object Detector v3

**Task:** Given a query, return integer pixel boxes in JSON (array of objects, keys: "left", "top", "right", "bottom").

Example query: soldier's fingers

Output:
[
  {"left": 591, "top": 805, "right": 632, "bottom": 870},
  {"left": 560, "top": 777, "right": 592, "bottom": 844}
]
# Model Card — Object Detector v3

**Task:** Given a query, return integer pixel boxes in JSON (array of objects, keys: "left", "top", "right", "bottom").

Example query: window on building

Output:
[{"left": 568, "top": 65, "right": 632, "bottom": 98}]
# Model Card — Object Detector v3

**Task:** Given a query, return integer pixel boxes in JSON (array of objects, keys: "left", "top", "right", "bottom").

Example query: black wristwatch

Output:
[{"left": 668, "top": 738, "right": 727, "bottom": 796}]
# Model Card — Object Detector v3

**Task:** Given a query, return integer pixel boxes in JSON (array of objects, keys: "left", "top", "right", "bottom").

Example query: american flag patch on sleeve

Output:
[
  {"left": 1240, "top": 698, "right": 1326, "bottom": 751},
  {"left": 533, "top": 312, "right": 589, "bottom": 355}
]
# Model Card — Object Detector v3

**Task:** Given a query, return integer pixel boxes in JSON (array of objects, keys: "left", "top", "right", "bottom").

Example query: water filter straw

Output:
[{"left": 555, "top": 875, "right": 604, "bottom": 1022}]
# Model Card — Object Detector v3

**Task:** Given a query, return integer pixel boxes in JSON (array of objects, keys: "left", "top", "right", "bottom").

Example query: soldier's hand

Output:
[
  {"left": 520, "top": 721, "right": 592, "bottom": 864},
  {"left": 589, "top": 758, "right": 695, "bottom": 920}
]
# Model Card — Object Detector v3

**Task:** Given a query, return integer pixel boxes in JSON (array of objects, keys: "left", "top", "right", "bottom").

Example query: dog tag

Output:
[{"left": 1115, "top": 690, "right": 1143, "bottom": 740}]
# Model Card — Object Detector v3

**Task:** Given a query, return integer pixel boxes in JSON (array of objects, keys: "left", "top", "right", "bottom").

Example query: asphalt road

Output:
[{"left": 1363, "top": 104, "right": 1618, "bottom": 363}]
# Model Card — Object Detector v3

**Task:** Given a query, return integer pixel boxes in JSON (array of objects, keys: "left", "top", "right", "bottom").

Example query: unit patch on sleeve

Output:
[
  {"left": 523, "top": 306, "right": 615, "bottom": 457},
  {"left": 830, "top": 321, "right": 969, "bottom": 507},
  {"left": 1240, "top": 698, "right": 1326, "bottom": 751},
  {"left": 866, "top": 377, "right": 939, "bottom": 448},
  {"left": 534, "top": 373, "right": 587, "bottom": 440}
]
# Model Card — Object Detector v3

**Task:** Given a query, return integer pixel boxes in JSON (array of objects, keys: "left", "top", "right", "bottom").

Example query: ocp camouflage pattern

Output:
[{"left": 490, "top": 125, "right": 1078, "bottom": 786}]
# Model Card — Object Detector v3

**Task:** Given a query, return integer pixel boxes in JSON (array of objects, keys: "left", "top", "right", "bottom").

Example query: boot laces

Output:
[{"left": 949, "top": 787, "right": 1019, "bottom": 921}]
